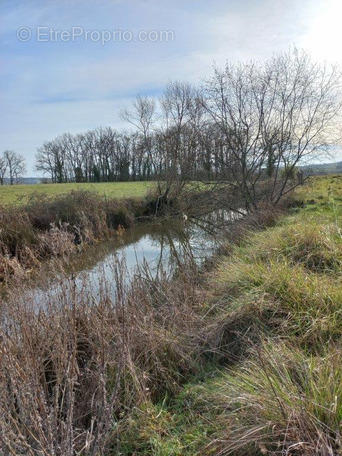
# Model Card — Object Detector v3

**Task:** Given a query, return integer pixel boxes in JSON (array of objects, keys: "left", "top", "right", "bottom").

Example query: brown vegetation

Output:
[{"left": 0, "top": 190, "right": 154, "bottom": 282}]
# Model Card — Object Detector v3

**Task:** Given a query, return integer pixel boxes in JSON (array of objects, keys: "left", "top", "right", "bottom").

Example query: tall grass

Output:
[
  {"left": 0, "top": 257, "right": 210, "bottom": 455},
  {"left": 205, "top": 342, "right": 342, "bottom": 455}
]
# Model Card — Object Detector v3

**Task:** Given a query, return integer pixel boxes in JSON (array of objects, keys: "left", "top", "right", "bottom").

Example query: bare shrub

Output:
[
  {"left": 39, "top": 223, "right": 75, "bottom": 257},
  {"left": 0, "top": 252, "right": 25, "bottom": 281}
]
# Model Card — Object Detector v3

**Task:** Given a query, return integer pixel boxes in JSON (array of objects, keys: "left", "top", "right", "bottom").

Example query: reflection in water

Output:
[{"left": 12, "top": 210, "right": 239, "bottom": 306}]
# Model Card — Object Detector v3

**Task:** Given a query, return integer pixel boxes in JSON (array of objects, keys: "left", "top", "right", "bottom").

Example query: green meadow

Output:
[{"left": 0, "top": 181, "right": 154, "bottom": 205}]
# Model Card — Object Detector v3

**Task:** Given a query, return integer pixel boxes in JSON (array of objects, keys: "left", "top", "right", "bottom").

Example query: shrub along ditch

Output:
[{"left": 0, "top": 190, "right": 157, "bottom": 281}]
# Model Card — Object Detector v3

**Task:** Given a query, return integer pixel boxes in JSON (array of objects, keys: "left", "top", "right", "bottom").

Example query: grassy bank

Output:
[
  {"left": 0, "top": 181, "right": 154, "bottom": 206},
  {"left": 115, "top": 175, "right": 342, "bottom": 455},
  {"left": 0, "top": 176, "right": 341, "bottom": 455}
]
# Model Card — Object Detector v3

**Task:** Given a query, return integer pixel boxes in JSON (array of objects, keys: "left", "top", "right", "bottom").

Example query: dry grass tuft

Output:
[{"left": 205, "top": 341, "right": 342, "bottom": 455}]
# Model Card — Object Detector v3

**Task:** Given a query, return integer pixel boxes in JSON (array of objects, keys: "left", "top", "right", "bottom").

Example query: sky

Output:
[{"left": 1, "top": 0, "right": 342, "bottom": 174}]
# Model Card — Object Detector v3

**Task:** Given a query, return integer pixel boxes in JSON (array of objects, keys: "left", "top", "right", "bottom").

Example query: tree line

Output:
[
  {"left": 35, "top": 115, "right": 232, "bottom": 184},
  {"left": 35, "top": 49, "right": 342, "bottom": 210}
]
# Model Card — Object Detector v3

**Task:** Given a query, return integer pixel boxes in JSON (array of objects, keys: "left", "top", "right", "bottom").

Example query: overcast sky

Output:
[{"left": 1, "top": 0, "right": 342, "bottom": 174}]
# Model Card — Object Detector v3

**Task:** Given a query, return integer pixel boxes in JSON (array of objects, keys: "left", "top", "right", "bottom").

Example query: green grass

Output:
[
  {"left": 115, "top": 175, "right": 342, "bottom": 455},
  {"left": 0, "top": 181, "right": 154, "bottom": 205},
  {"left": 116, "top": 371, "right": 223, "bottom": 456}
]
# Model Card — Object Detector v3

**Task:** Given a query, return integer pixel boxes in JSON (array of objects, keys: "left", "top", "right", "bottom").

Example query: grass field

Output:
[{"left": 0, "top": 181, "right": 155, "bottom": 205}]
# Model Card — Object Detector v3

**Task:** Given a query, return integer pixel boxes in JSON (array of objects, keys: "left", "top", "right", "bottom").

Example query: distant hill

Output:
[
  {"left": 2, "top": 177, "right": 42, "bottom": 185},
  {"left": 301, "top": 161, "right": 342, "bottom": 175}
]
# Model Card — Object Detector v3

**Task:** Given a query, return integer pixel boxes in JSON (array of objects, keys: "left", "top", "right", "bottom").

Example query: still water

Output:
[{"left": 7, "top": 210, "right": 239, "bottom": 307}]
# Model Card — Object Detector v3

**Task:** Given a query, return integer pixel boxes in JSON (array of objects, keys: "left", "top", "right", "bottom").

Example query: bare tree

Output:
[
  {"left": 202, "top": 48, "right": 342, "bottom": 211},
  {"left": 36, "top": 140, "right": 62, "bottom": 182},
  {"left": 3, "top": 150, "right": 27, "bottom": 185},
  {"left": 0, "top": 156, "right": 7, "bottom": 185},
  {"left": 120, "top": 83, "right": 202, "bottom": 212},
  {"left": 120, "top": 95, "right": 157, "bottom": 179},
  {"left": 160, "top": 81, "right": 198, "bottom": 187}
]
